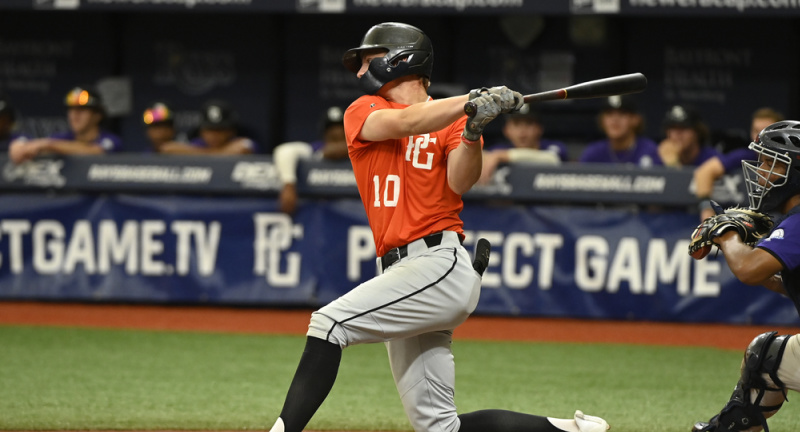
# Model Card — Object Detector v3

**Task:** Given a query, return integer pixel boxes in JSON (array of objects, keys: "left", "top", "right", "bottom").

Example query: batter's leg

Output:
[
  {"left": 459, "top": 409, "right": 607, "bottom": 432},
  {"left": 386, "top": 331, "right": 606, "bottom": 432},
  {"left": 386, "top": 330, "right": 461, "bottom": 432},
  {"left": 269, "top": 336, "right": 341, "bottom": 432}
]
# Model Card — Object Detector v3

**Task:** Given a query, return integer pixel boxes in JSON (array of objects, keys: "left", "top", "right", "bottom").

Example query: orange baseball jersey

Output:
[{"left": 344, "top": 95, "right": 480, "bottom": 257}]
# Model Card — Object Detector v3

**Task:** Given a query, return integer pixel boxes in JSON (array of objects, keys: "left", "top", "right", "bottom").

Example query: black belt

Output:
[{"left": 380, "top": 232, "right": 444, "bottom": 271}]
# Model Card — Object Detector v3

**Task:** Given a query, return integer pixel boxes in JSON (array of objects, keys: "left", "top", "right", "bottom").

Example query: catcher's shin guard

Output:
[{"left": 691, "top": 331, "right": 790, "bottom": 432}]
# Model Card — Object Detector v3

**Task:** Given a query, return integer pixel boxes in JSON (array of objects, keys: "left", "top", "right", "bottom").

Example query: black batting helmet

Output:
[
  {"left": 342, "top": 22, "right": 434, "bottom": 95},
  {"left": 742, "top": 120, "right": 800, "bottom": 211}
]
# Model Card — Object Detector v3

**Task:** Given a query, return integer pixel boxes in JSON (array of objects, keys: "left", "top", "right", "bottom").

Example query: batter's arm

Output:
[
  {"left": 359, "top": 95, "right": 469, "bottom": 142},
  {"left": 446, "top": 139, "right": 482, "bottom": 195}
]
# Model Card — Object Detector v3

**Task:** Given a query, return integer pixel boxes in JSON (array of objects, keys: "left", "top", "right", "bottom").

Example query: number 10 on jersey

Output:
[{"left": 373, "top": 175, "right": 400, "bottom": 207}]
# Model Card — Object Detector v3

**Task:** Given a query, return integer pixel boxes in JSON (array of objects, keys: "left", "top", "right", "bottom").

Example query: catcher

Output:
[{"left": 689, "top": 120, "right": 800, "bottom": 432}]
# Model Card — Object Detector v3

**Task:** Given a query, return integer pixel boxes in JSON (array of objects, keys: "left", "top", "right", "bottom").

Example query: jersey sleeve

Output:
[
  {"left": 344, "top": 95, "right": 390, "bottom": 151},
  {"left": 757, "top": 214, "right": 800, "bottom": 271}
]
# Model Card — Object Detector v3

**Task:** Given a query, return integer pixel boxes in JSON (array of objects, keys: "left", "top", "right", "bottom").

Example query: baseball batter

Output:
[
  {"left": 691, "top": 121, "right": 800, "bottom": 432},
  {"left": 267, "top": 22, "right": 609, "bottom": 432}
]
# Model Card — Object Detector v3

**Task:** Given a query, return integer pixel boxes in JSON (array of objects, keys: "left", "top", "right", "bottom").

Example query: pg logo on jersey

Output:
[{"left": 406, "top": 134, "right": 436, "bottom": 170}]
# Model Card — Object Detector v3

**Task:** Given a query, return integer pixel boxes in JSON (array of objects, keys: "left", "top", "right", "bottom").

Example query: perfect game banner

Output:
[
  {"left": 0, "top": 194, "right": 317, "bottom": 304},
  {"left": 0, "top": 194, "right": 796, "bottom": 326}
]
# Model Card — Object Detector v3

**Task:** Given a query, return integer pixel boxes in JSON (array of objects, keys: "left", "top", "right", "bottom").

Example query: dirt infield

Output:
[{"left": 1, "top": 301, "right": 798, "bottom": 351}]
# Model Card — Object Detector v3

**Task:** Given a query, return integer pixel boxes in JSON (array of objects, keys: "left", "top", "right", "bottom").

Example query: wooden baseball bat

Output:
[{"left": 464, "top": 73, "right": 647, "bottom": 116}]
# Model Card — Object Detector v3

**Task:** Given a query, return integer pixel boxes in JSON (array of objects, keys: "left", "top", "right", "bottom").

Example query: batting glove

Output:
[
  {"left": 485, "top": 86, "right": 524, "bottom": 113},
  {"left": 463, "top": 93, "right": 501, "bottom": 142}
]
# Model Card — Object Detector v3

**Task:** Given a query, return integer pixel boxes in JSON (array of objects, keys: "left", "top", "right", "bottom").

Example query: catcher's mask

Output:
[
  {"left": 742, "top": 120, "right": 800, "bottom": 212},
  {"left": 342, "top": 22, "right": 433, "bottom": 95}
]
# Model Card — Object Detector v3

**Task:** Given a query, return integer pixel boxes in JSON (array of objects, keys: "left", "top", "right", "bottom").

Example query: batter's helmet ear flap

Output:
[
  {"left": 342, "top": 22, "right": 434, "bottom": 95},
  {"left": 358, "top": 60, "right": 389, "bottom": 95}
]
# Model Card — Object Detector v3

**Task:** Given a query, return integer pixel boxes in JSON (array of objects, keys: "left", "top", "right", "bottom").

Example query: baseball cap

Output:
[
  {"left": 506, "top": 103, "right": 540, "bottom": 122},
  {"left": 601, "top": 95, "right": 638, "bottom": 113},
  {"left": 322, "top": 106, "right": 344, "bottom": 131},
  {"left": 200, "top": 100, "right": 237, "bottom": 130},
  {"left": 662, "top": 104, "right": 703, "bottom": 129},
  {"left": 143, "top": 102, "right": 174, "bottom": 126},
  {"left": 65, "top": 85, "right": 103, "bottom": 110}
]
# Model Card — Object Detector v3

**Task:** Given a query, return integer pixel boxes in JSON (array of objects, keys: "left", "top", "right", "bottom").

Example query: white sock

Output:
[{"left": 269, "top": 417, "right": 285, "bottom": 432}]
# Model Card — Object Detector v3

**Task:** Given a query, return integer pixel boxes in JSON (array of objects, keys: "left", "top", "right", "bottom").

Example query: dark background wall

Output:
[{"left": 0, "top": 10, "right": 797, "bottom": 155}]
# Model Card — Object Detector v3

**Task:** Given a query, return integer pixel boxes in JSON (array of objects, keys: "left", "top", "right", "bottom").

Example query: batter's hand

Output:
[
  {"left": 485, "top": 86, "right": 524, "bottom": 114},
  {"left": 463, "top": 92, "right": 501, "bottom": 142}
]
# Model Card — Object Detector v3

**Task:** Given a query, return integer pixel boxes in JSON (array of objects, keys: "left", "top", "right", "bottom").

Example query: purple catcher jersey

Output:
[{"left": 756, "top": 205, "right": 800, "bottom": 315}]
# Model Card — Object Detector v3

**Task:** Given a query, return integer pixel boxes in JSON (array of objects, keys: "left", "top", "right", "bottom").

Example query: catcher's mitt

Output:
[{"left": 689, "top": 202, "right": 774, "bottom": 260}]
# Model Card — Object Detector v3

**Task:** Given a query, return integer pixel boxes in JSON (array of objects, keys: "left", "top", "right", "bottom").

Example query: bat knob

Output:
[{"left": 464, "top": 101, "right": 477, "bottom": 117}]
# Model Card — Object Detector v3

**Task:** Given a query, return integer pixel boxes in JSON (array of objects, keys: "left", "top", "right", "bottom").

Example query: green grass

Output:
[{"left": 0, "top": 325, "right": 798, "bottom": 431}]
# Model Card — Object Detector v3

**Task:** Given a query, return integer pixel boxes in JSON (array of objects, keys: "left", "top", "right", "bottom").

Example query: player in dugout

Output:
[
  {"left": 479, "top": 103, "right": 567, "bottom": 185},
  {"left": 657, "top": 104, "right": 718, "bottom": 169},
  {"left": 267, "top": 21, "right": 610, "bottom": 432},
  {"left": 8, "top": 85, "right": 123, "bottom": 164},
  {"left": 578, "top": 94, "right": 661, "bottom": 167},
  {"left": 157, "top": 99, "right": 256, "bottom": 155},
  {"left": 273, "top": 105, "right": 348, "bottom": 215},
  {"left": 142, "top": 101, "right": 179, "bottom": 153}
]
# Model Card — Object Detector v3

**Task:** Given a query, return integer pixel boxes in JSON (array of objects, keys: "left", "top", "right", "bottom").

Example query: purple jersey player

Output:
[
  {"left": 579, "top": 95, "right": 662, "bottom": 168},
  {"left": 658, "top": 104, "right": 719, "bottom": 168},
  {"left": 8, "top": 86, "right": 122, "bottom": 164},
  {"left": 159, "top": 100, "right": 256, "bottom": 155},
  {"left": 691, "top": 120, "right": 800, "bottom": 432}
]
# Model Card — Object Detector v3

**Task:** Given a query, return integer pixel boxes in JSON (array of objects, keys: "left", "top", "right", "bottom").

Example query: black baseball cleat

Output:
[
  {"left": 691, "top": 415, "right": 719, "bottom": 432},
  {"left": 691, "top": 422, "right": 712, "bottom": 432}
]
